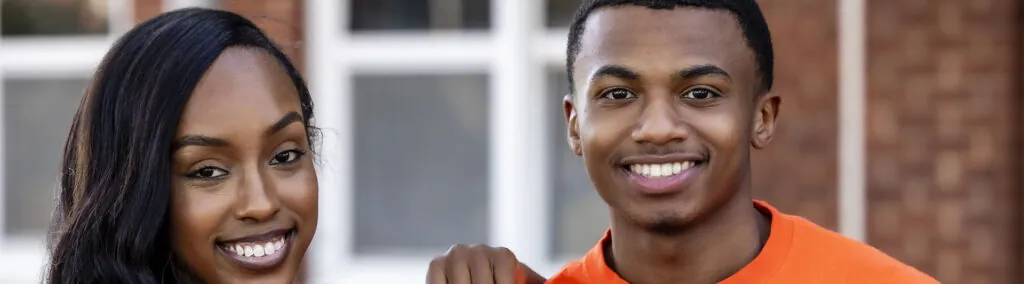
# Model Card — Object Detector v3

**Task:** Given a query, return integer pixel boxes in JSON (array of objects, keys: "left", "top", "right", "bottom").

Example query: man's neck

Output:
[{"left": 606, "top": 194, "right": 771, "bottom": 284}]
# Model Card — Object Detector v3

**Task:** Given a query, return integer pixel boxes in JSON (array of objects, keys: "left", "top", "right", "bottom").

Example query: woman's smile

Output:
[{"left": 217, "top": 228, "right": 296, "bottom": 271}]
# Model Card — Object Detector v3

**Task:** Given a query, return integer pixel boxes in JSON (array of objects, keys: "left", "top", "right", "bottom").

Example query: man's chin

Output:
[{"left": 631, "top": 211, "right": 700, "bottom": 236}]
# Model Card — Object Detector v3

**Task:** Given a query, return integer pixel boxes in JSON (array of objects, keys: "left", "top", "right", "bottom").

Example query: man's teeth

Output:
[
  {"left": 629, "top": 162, "right": 695, "bottom": 178},
  {"left": 224, "top": 235, "right": 287, "bottom": 258}
]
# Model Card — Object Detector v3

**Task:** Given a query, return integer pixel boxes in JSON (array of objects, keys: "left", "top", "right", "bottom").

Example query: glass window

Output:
[
  {"left": 547, "top": 68, "right": 609, "bottom": 259},
  {"left": 546, "top": 0, "right": 582, "bottom": 28},
  {"left": 352, "top": 73, "right": 490, "bottom": 255},
  {"left": 3, "top": 79, "right": 87, "bottom": 238},
  {"left": 1, "top": 0, "right": 109, "bottom": 36},
  {"left": 350, "top": 0, "right": 490, "bottom": 32}
]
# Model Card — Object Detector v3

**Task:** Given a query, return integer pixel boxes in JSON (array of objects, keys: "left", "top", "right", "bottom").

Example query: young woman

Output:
[{"left": 47, "top": 8, "right": 318, "bottom": 283}]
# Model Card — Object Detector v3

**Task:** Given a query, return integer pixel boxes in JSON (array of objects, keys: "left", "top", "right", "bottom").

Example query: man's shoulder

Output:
[
  {"left": 784, "top": 215, "right": 939, "bottom": 283},
  {"left": 545, "top": 259, "right": 591, "bottom": 284}
]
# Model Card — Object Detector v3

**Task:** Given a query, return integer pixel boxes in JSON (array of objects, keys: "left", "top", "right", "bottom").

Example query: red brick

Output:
[
  {"left": 132, "top": 0, "right": 162, "bottom": 23},
  {"left": 933, "top": 151, "right": 962, "bottom": 192},
  {"left": 935, "top": 249, "right": 964, "bottom": 283},
  {"left": 750, "top": 0, "right": 838, "bottom": 230},
  {"left": 221, "top": 0, "right": 305, "bottom": 74},
  {"left": 901, "top": 227, "right": 931, "bottom": 264},
  {"left": 901, "top": 178, "right": 930, "bottom": 215},
  {"left": 867, "top": 0, "right": 1021, "bottom": 283},
  {"left": 935, "top": 201, "right": 964, "bottom": 241},
  {"left": 967, "top": 228, "right": 994, "bottom": 267}
]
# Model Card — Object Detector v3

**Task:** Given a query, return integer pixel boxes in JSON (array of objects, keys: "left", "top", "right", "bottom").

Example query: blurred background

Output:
[{"left": 0, "top": 0, "right": 1020, "bottom": 283}]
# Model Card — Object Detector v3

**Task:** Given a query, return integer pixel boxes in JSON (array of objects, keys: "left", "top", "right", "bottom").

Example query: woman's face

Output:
[{"left": 170, "top": 47, "right": 318, "bottom": 283}]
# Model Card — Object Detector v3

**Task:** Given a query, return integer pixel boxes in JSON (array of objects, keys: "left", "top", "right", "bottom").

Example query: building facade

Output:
[{"left": 0, "top": 0, "right": 1020, "bottom": 283}]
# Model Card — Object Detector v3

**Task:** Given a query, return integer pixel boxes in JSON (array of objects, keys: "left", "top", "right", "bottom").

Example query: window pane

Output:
[
  {"left": 547, "top": 68, "right": 609, "bottom": 258},
  {"left": 3, "top": 79, "right": 86, "bottom": 238},
  {"left": 1, "top": 0, "right": 109, "bottom": 36},
  {"left": 350, "top": 0, "right": 490, "bottom": 32},
  {"left": 353, "top": 74, "right": 490, "bottom": 255},
  {"left": 546, "top": 0, "right": 582, "bottom": 28}
]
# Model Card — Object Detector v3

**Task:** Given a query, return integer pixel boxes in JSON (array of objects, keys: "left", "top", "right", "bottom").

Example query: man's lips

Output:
[
  {"left": 618, "top": 153, "right": 706, "bottom": 166},
  {"left": 619, "top": 153, "right": 707, "bottom": 195}
]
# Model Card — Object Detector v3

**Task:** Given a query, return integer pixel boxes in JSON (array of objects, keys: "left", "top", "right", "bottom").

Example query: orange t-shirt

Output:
[{"left": 545, "top": 200, "right": 938, "bottom": 284}]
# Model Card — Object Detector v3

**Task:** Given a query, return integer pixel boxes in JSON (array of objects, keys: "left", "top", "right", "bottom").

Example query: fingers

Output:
[
  {"left": 427, "top": 256, "right": 448, "bottom": 284},
  {"left": 445, "top": 245, "right": 474, "bottom": 284},
  {"left": 491, "top": 247, "right": 518, "bottom": 284},
  {"left": 428, "top": 244, "right": 533, "bottom": 284},
  {"left": 520, "top": 263, "right": 547, "bottom": 284},
  {"left": 469, "top": 245, "right": 496, "bottom": 283}
]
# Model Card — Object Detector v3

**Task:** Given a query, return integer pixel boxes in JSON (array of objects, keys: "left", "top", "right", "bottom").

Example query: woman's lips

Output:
[{"left": 217, "top": 229, "right": 295, "bottom": 271}]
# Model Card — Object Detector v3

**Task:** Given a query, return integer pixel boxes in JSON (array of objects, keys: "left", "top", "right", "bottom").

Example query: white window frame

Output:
[
  {"left": 837, "top": 0, "right": 867, "bottom": 242},
  {"left": 305, "top": 0, "right": 574, "bottom": 282},
  {"left": 0, "top": 1, "right": 133, "bottom": 281},
  {"left": 164, "top": 0, "right": 218, "bottom": 11}
]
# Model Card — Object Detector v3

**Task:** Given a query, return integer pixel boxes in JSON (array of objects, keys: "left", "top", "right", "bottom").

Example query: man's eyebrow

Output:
[
  {"left": 589, "top": 64, "right": 732, "bottom": 84},
  {"left": 590, "top": 65, "right": 641, "bottom": 83},
  {"left": 676, "top": 64, "right": 732, "bottom": 81}
]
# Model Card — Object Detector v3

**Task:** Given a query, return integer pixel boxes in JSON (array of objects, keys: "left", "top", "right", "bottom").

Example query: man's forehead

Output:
[
  {"left": 575, "top": 6, "right": 755, "bottom": 81},
  {"left": 581, "top": 6, "right": 747, "bottom": 56}
]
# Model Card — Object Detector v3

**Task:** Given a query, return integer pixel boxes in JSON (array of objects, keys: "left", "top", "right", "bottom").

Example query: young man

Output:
[{"left": 427, "top": 0, "right": 938, "bottom": 283}]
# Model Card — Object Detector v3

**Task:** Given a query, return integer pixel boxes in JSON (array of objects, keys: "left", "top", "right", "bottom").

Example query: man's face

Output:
[{"left": 565, "top": 6, "right": 779, "bottom": 233}]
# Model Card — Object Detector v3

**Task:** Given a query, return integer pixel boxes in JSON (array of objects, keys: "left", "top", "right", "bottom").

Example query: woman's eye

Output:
[
  {"left": 682, "top": 88, "right": 720, "bottom": 100},
  {"left": 600, "top": 88, "right": 637, "bottom": 100},
  {"left": 186, "top": 167, "right": 228, "bottom": 179},
  {"left": 270, "top": 149, "right": 306, "bottom": 165}
]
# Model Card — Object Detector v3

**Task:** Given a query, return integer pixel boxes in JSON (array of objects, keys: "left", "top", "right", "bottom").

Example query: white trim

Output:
[
  {"left": 0, "top": 50, "right": 6, "bottom": 267},
  {"left": 0, "top": 38, "right": 113, "bottom": 76},
  {"left": 838, "top": 0, "right": 867, "bottom": 242},
  {"left": 0, "top": 239, "right": 46, "bottom": 283},
  {"left": 316, "top": 259, "right": 567, "bottom": 284},
  {"left": 164, "top": 0, "right": 219, "bottom": 11},
  {"left": 110, "top": 0, "right": 135, "bottom": 34},
  {"left": 307, "top": 0, "right": 578, "bottom": 281},
  {"left": 0, "top": 0, "right": 131, "bottom": 281},
  {"left": 490, "top": 0, "right": 549, "bottom": 269},
  {"left": 306, "top": 0, "right": 347, "bottom": 282},
  {"left": 538, "top": 30, "right": 568, "bottom": 65},
  {"left": 344, "top": 34, "right": 493, "bottom": 71}
]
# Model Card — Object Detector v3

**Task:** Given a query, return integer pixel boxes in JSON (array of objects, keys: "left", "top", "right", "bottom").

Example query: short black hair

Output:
[{"left": 566, "top": 0, "right": 774, "bottom": 94}]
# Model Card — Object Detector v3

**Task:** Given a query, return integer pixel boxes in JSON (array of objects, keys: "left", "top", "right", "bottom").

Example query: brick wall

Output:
[
  {"left": 750, "top": 0, "right": 839, "bottom": 231},
  {"left": 131, "top": 0, "right": 305, "bottom": 73},
  {"left": 131, "top": 0, "right": 162, "bottom": 23},
  {"left": 220, "top": 0, "right": 305, "bottom": 73},
  {"left": 866, "top": 0, "right": 1022, "bottom": 283},
  {"left": 1018, "top": 0, "right": 1024, "bottom": 279}
]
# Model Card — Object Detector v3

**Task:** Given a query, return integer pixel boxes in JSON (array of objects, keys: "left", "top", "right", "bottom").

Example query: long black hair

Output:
[{"left": 47, "top": 8, "right": 316, "bottom": 283}]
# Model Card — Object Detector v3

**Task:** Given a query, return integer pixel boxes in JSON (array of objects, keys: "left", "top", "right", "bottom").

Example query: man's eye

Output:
[
  {"left": 600, "top": 88, "right": 637, "bottom": 100},
  {"left": 682, "top": 88, "right": 721, "bottom": 100}
]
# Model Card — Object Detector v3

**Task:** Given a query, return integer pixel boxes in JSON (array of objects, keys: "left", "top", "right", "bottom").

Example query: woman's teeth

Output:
[
  {"left": 224, "top": 235, "right": 286, "bottom": 258},
  {"left": 629, "top": 161, "right": 696, "bottom": 178}
]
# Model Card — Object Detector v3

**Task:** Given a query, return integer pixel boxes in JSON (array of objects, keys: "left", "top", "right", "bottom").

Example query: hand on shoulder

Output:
[{"left": 427, "top": 244, "right": 546, "bottom": 284}]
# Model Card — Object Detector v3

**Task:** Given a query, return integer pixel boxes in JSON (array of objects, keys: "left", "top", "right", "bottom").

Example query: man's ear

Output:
[
  {"left": 751, "top": 93, "right": 781, "bottom": 149},
  {"left": 564, "top": 94, "right": 582, "bottom": 156}
]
